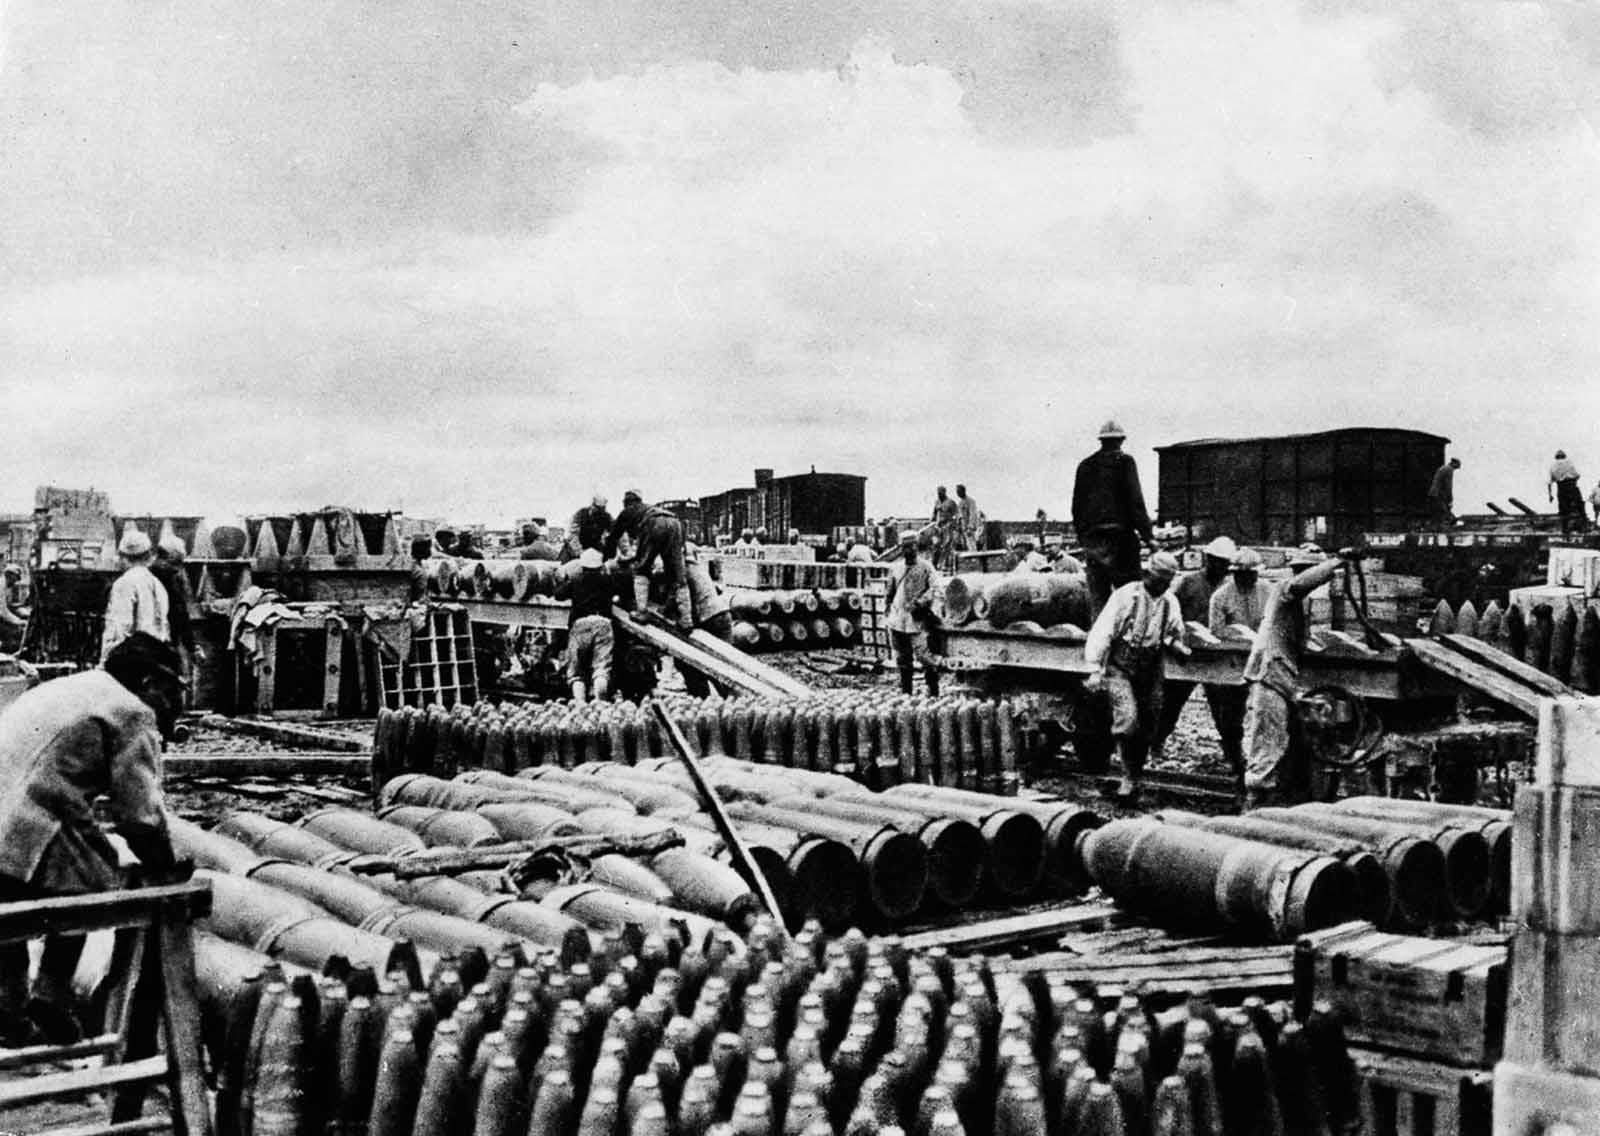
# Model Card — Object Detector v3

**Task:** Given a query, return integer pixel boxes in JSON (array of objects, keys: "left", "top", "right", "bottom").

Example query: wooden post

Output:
[{"left": 1495, "top": 697, "right": 1600, "bottom": 1131}]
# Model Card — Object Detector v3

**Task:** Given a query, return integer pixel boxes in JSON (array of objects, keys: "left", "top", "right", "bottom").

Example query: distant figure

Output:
[
  {"left": 434, "top": 529, "right": 458, "bottom": 557},
  {"left": 150, "top": 535, "right": 198, "bottom": 688},
  {"left": 1084, "top": 551, "right": 1187, "bottom": 801},
  {"left": 567, "top": 494, "right": 614, "bottom": 561},
  {"left": 846, "top": 541, "right": 876, "bottom": 564},
  {"left": 100, "top": 531, "right": 170, "bottom": 664},
  {"left": 733, "top": 528, "right": 758, "bottom": 552},
  {"left": 886, "top": 533, "right": 940, "bottom": 696},
  {"left": 1072, "top": 419, "right": 1155, "bottom": 617},
  {"left": 614, "top": 492, "right": 693, "bottom": 630},
  {"left": 1008, "top": 537, "right": 1047, "bottom": 573},
  {"left": 566, "top": 549, "right": 630, "bottom": 703},
  {"left": 1242, "top": 545, "right": 1362, "bottom": 808},
  {"left": 454, "top": 530, "right": 483, "bottom": 560},
  {"left": 0, "top": 566, "right": 25, "bottom": 653},
  {"left": 1152, "top": 536, "right": 1236, "bottom": 779},
  {"left": 1590, "top": 483, "right": 1600, "bottom": 526},
  {"left": 1550, "top": 450, "right": 1586, "bottom": 534},
  {"left": 930, "top": 486, "right": 960, "bottom": 571},
  {"left": 1428, "top": 457, "right": 1461, "bottom": 527},
  {"left": 955, "top": 484, "right": 983, "bottom": 552},
  {"left": 787, "top": 528, "right": 802, "bottom": 545},
  {"left": 406, "top": 535, "right": 432, "bottom": 604},
  {"left": 754, "top": 527, "right": 770, "bottom": 546},
  {"left": 515, "top": 523, "right": 562, "bottom": 562}
]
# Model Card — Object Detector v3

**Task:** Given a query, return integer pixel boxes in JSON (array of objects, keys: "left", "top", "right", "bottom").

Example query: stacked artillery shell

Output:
[
  {"left": 726, "top": 589, "right": 862, "bottom": 650},
  {"left": 201, "top": 887, "right": 1360, "bottom": 1136},
  {"left": 1425, "top": 595, "right": 1600, "bottom": 691},
  {"left": 373, "top": 690, "right": 1029, "bottom": 798}
]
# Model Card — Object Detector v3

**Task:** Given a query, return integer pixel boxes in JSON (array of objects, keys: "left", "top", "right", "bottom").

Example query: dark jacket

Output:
[
  {"left": 569, "top": 568, "right": 632, "bottom": 621},
  {"left": 572, "top": 506, "right": 615, "bottom": 555},
  {"left": 150, "top": 559, "right": 196, "bottom": 653},
  {"left": 604, "top": 503, "right": 645, "bottom": 558},
  {"left": 1071, "top": 449, "right": 1153, "bottom": 540}
]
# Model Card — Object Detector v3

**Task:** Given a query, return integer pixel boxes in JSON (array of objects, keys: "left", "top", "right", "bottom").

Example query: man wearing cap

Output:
[
  {"left": 565, "top": 494, "right": 614, "bottom": 562},
  {"left": 1209, "top": 547, "right": 1268, "bottom": 638},
  {"left": 1428, "top": 457, "right": 1460, "bottom": 527},
  {"left": 611, "top": 492, "right": 694, "bottom": 631},
  {"left": 1008, "top": 537, "right": 1047, "bottom": 573},
  {"left": 886, "top": 532, "right": 941, "bottom": 696},
  {"left": 1084, "top": 551, "right": 1189, "bottom": 800},
  {"left": 733, "top": 528, "right": 758, "bottom": 553},
  {"left": 1549, "top": 450, "right": 1585, "bottom": 534},
  {"left": 1151, "top": 536, "right": 1237, "bottom": 764},
  {"left": 1241, "top": 545, "right": 1361, "bottom": 807},
  {"left": 682, "top": 545, "right": 734, "bottom": 698},
  {"left": 100, "top": 531, "right": 170, "bottom": 663},
  {"left": 151, "top": 535, "right": 199, "bottom": 686},
  {"left": 930, "top": 486, "right": 961, "bottom": 571},
  {"left": 1072, "top": 420, "right": 1155, "bottom": 618},
  {"left": 515, "top": 523, "right": 562, "bottom": 562},
  {"left": 566, "top": 548, "right": 634, "bottom": 702},
  {"left": 0, "top": 632, "right": 185, "bottom": 1044}
]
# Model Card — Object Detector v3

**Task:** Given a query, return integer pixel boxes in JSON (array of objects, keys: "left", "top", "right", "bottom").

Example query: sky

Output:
[{"left": 2, "top": 0, "right": 1598, "bottom": 528}]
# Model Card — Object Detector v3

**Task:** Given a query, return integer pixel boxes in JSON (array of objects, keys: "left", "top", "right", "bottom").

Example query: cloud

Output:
[{"left": 2, "top": 0, "right": 1599, "bottom": 525}]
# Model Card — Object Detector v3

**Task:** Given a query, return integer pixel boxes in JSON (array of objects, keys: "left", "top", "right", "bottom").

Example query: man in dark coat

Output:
[{"left": 1071, "top": 419, "right": 1154, "bottom": 617}]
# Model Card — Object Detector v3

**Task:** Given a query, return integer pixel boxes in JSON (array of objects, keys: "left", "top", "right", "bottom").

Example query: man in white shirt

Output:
[
  {"left": 100, "top": 531, "right": 170, "bottom": 664},
  {"left": 1085, "top": 551, "right": 1189, "bottom": 800},
  {"left": 886, "top": 532, "right": 940, "bottom": 696}
]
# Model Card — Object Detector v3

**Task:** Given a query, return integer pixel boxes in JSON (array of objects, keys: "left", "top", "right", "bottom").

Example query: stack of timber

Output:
[
  {"left": 373, "top": 690, "right": 1032, "bottom": 795},
  {"left": 1406, "top": 596, "right": 1589, "bottom": 714}
]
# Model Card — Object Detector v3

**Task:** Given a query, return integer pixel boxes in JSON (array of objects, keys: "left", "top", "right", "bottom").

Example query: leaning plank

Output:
[
  {"left": 613, "top": 609, "right": 786, "bottom": 698},
  {"left": 1406, "top": 640, "right": 1541, "bottom": 718},
  {"left": 164, "top": 753, "right": 370, "bottom": 778},
  {"left": 689, "top": 629, "right": 813, "bottom": 698},
  {"left": 1440, "top": 633, "right": 1576, "bottom": 698},
  {"left": 0, "top": 1055, "right": 170, "bottom": 1109},
  {"left": 899, "top": 902, "right": 1123, "bottom": 953},
  {"left": 0, "top": 883, "right": 212, "bottom": 945}
]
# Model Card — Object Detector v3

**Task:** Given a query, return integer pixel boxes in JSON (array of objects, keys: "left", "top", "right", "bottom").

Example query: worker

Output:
[
  {"left": 615, "top": 492, "right": 694, "bottom": 631},
  {"left": 567, "top": 494, "right": 614, "bottom": 561},
  {"left": 406, "top": 535, "right": 432, "bottom": 604},
  {"left": 434, "top": 529, "right": 458, "bottom": 557},
  {"left": 733, "top": 528, "right": 758, "bottom": 552},
  {"left": 1084, "top": 551, "right": 1188, "bottom": 801},
  {"left": 929, "top": 486, "right": 961, "bottom": 570},
  {"left": 150, "top": 535, "right": 199, "bottom": 691},
  {"left": 1241, "top": 545, "right": 1363, "bottom": 808},
  {"left": 0, "top": 565, "right": 25, "bottom": 654},
  {"left": 100, "top": 530, "right": 170, "bottom": 664},
  {"left": 1590, "top": 483, "right": 1600, "bottom": 526},
  {"left": 0, "top": 632, "right": 185, "bottom": 1045},
  {"left": 682, "top": 547, "right": 734, "bottom": 698},
  {"left": 754, "top": 527, "right": 770, "bottom": 546},
  {"left": 515, "top": 523, "right": 562, "bottom": 561},
  {"left": 566, "top": 549, "right": 631, "bottom": 702},
  {"left": 1051, "top": 550, "right": 1085, "bottom": 575},
  {"left": 787, "top": 528, "right": 802, "bottom": 545},
  {"left": 1072, "top": 419, "right": 1155, "bottom": 618},
  {"left": 955, "top": 484, "right": 983, "bottom": 552},
  {"left": 1151, "top": 536, "right": 1237, "bottom": 779},
  {"left": 1009, "top": 537, "right": 1048, "bottom": 573},
  {"left": 454, "top": 530, "right": 484, "bottom": 560},
  {"left": 1550, "top": 450, "right": 1586, "bottom": 534},
  {"left": 886, "top": 532, "right": 940, "bottom": 696},
  {"left": 1209, "top": 547, "right": 1269, "bottom": 638},
  {"left": 845, "top": 540, "right": 876, "bottom": 564},
  {"left": 1428, "top": 457, "right": 1461, "bottom": 527}
]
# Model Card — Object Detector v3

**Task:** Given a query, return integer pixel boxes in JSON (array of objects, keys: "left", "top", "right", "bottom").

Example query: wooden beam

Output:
[
  {"left": 688, "top": 628, "right": 813, "bottom": 698},
  {"left": 1406, "top": 640, "right": 1541, "bottom": 718},
  {"left": 899, "top": 902, "right": 1124, "bottom": 953},
  {"left": 0, "top": 1055, "right": 170, "bottom": 1108},
  {"left": 0, "top": 882, "right": 212, "bottom": 944},
  {"left": 197, "top": 714, "right": 370, "bottom": 753},
  {"left": 614, "top": 609, "right": 786, "bottom": 698},
  {"left": 1441, "top": 633, "right": 1576, "bottom": 698},
  {"left": 1508, "top": 497, "right": 1542, "bottom": 517},
  {"left": 165, "top": 753, "right": 370, "bottom": 778}
]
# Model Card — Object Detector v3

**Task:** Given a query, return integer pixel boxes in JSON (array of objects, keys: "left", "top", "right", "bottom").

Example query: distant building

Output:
[
  {"left": 691, "top": 468, "right": 867, "bottom": 545},
  {"left": 1156, "top": 428, "right": 1449, "bottom": 549}
]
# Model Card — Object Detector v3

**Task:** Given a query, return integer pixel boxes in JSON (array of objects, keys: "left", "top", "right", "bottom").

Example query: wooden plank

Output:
[
  {"left": 1440, "top": 633, "right": 1576, "bottom": 698},
  {"left": 0, "top": 1055, "right": 170, "bottom": 1109},
  {"left": 1406, "top": 640, "right": 1541, "bottom": 718},
  {"left": 197, "top": 714, "right": 370, "bottom": 752},
  {"left": 164, "top": 753, "right": 370, "bottom": 778},
  {"left": 614, "top": 610, "right": 785, "bottom": 698},
  {"left": 37, "top": 1117, "right": 172, "bottom": 1136},
  {"left": 156, "top": 919, "right": 212, "bottom": 1136},
  {"left": 688, "top": 629, "right": 814, "bottom": 698},
  {"left": 0, "top": 883, "right": 212, "bottom": 944},
  {"left": 0, "top": 1032, "right": 121, "bottom": 1072},
  {"left": 899, "top": 903, "right": 1122, "bottom": 953}
]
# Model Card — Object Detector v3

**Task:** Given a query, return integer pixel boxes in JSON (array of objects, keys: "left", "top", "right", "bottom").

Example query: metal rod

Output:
[{"left": 650, "top": 699, "right": 786, "bottom": 930}]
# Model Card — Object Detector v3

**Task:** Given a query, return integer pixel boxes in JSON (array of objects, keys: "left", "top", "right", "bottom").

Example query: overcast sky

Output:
[{"left": 3, "top": 0, "right": 1598, "bottom": 528}]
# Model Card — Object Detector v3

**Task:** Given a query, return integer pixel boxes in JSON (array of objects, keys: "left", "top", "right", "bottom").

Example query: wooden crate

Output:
[
  {"left": 1548, "top": 546, "right": 1600, "bottom": 598},
  {"left": 1353, "top": 1047, "right": 1492, "bottom": 1136},
  {"left": 858, "top": 580, "right": 891, "bottom": 658},
  {"left": 1296, "top": 921, "right": 1506, "bottom": 1068},
  {"left": 374, "top": 607, "right": 478, "bottom": 709},
  {"left": 235, "top": 611, "right": 350, "bottom": 717}
]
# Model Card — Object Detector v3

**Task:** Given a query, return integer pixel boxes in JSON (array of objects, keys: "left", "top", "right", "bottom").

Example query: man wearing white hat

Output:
[
  {"left": 1084, "top": 550, "right": 1190, "bottom": 800},
  {"left": 1072, "top": 419, "right": 1155, "bottom": 618},
  {"left": 99, "top": 530, "right": 169, "bottom": 664},
  {"left": 566, "top": 548, "right": 632, "bottom": 702},
  {"left": 1242, "top": 543, "right": 1362, "bottom": 807},
  {"left": 1152, "top": 535, "right": 1237, "bottom": 764}
]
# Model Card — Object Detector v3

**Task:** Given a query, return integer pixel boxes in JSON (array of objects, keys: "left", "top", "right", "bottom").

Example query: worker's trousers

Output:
[
  {"left": 1105, "top": 645, "right": 1162, "bottom": 779},
  {"left": 1081, "top": 529, "right": 1142, "bottom": 618},
  {"left": 1557, "top": 480, "right": 1587, "bottom": 534},
  {"left": 0, "top": 875, "right": 85, "bottom": 1017},
  {"left": 892, "top": 628, "right": 940, "bottom": 696},
  {"left": 1155, "top": 680, "right": 1246, "bottom": 780},
  {"left": 1242, "top": 680, "right": 1310, "bottom": 803}
]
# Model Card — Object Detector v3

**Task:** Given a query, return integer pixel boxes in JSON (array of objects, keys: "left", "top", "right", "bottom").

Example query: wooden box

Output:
[
  {"left": 1547, "top": 546, "right": 1600, "bottom": 598},
  {"left": 1296, "top": 921, "right": 1506, "bottom": 1067},
  {"left": 1353, "top": 1046, "right": 1492, "bottom": 1136}
]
